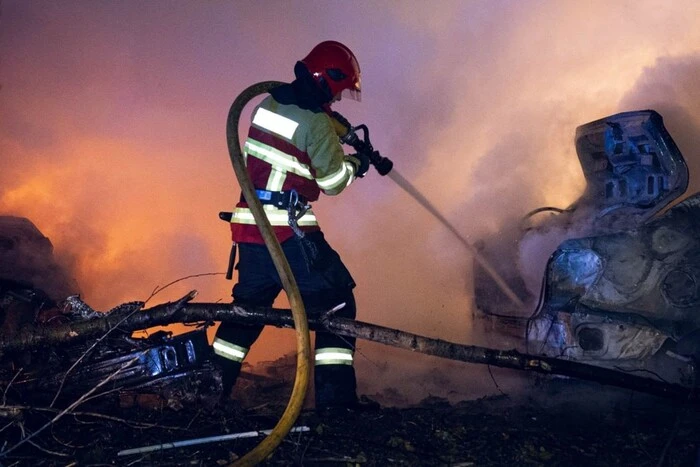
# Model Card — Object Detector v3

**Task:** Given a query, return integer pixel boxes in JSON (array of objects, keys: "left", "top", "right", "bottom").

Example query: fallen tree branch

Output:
[
  {"left": 0, "top": 291, "right": 198, "bottom": 351},
  {"left": 0, "top": 297, "right": 696, "bottom": 401}
]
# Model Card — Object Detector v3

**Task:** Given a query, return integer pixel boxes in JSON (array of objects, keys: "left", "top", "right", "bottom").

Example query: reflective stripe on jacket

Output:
[{"left": 231, "top": 94, "right": 360, "bottom": 244}]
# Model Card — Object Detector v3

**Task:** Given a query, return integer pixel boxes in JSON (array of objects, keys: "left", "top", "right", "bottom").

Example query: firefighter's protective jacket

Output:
[{"left": 230, "top": 92, "right": 362, "bottom": 244}]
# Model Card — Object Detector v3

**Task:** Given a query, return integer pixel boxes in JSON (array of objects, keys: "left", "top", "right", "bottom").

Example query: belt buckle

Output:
[
  {"left": 255, "top": 189, "right": 273, "bottom": 202},
  {"left": 287, "top": 189, "right": 299, "bottom": 209},
  {"left": 286, "top": 189, "right": 309, "bottom": 220}
]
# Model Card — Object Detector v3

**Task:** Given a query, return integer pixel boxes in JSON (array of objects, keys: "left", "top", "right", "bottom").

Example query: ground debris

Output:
[{"left": 1, "top": 378, "right": 699, "bottom": 466}]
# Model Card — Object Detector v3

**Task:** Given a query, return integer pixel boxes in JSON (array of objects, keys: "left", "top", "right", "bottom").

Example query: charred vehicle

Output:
[
  {"left": 475, "top": 110, "right": 699, "bottom": 386},
  {"left": 0, "top": 217, "right": 220, "bottom": 408}
]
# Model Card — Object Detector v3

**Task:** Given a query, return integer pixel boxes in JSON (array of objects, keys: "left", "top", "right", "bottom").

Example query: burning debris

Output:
[
  {"left": 0, "top": 219, "right": 226, "bottom": 436},
  {"left": 1, "top": 298, "right": 222, "bottom": 410}
]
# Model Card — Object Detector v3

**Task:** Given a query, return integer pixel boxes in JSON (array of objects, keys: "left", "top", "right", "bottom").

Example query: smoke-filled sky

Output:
[{"left": 3, "top": 1, "right": 700, "bottom": 403}]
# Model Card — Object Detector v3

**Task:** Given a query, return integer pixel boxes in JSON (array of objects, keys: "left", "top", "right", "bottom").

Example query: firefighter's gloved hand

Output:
[{"left": 348, "top": 152, "right": 371, "bottom": 178}]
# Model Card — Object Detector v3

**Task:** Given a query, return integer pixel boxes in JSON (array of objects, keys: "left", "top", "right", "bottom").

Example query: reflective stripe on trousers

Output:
[
  {"left": 213, "top": 337, "right": 249, "bottom": 363},
  {"left": 315, "top": 346, "right": 353, "bottom": 366}
]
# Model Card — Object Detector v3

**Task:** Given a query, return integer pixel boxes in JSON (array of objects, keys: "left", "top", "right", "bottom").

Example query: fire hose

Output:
[{"left": 225, "top": 81, "right": 310, "bottom": 466}]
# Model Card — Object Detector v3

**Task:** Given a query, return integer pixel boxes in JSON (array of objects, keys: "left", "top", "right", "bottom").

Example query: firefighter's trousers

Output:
[{"left": 214, "top": 231, "right": 358, "bottom": 408}]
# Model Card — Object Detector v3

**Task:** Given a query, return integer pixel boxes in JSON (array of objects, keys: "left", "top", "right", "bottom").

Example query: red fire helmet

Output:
[{"left": 301, "top": 40, "right": 361, "bottom": 101}]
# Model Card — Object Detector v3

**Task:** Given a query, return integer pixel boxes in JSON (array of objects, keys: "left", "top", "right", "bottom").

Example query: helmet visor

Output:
[
  {"left": 342, "top": 88, "right": 361, "bottom": 102},
  {"left": 342, "top": 77, "right": 362, "bottom": 102}
]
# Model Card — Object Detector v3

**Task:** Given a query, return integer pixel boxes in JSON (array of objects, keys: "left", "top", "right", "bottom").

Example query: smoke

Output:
[
  {"left": 618, "top": 54, "right": 700, "bottom": 196},
  {"left": 3, "top": 0, "right": 700, "bottom": 405}
]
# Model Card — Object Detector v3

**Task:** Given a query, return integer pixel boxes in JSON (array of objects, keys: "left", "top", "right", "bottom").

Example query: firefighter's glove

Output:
[{"left": 348, "top": 152, "right": 371, "bottom": 178}]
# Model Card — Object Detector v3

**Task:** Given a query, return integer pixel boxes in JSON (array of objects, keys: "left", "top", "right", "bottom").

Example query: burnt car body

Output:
[{"left": 475, "top": 110, "right": 699, "bottom": 386}]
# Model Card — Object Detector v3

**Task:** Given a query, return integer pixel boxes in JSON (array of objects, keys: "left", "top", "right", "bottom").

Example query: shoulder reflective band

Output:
[
  {"left": 231, "top": 207, "right": 318, "bottom": 226},
  {"left": 316, "top": 160, "right": 355, "bottom": 191},
  {"left": 252, "top": 107, "right": 299, "bottom": 140},
  {"left": 315, "top": 347, "right": 354, "bottom": 366},
  {"left": 244, "top": 140, "right": 313, "bottom": 179},
  {"left": 213, "top": 337, "right": 248, "bottom": 363}
]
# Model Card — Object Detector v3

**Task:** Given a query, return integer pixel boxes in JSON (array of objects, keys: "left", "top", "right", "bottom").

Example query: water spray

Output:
[
  {"left": 387, "top": 169, "right": 524, "bottom": 309},
  {"left": 333, "top": 114, "right": 525, "bottom": 310}
]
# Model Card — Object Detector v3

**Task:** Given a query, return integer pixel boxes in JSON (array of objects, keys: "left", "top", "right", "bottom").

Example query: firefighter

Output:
[{"left": 214, "top": 41, "right": 372, "bottom": 410}]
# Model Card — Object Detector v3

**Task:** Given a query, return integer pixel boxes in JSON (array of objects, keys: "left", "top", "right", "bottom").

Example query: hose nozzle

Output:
[
  {"left": 369, "top": 151, "right": 393, "bottom": 175},
  {"left": 331, "top": 112, "right": 393, "bottom": 176}
]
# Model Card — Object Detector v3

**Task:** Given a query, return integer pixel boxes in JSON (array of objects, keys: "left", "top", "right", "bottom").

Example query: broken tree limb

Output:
[
  {"left": 0, "top": 291, "right": 199, "bottom": 351},
  {"left": 0, "top": 298, "right": 696, "bottom": 401}
]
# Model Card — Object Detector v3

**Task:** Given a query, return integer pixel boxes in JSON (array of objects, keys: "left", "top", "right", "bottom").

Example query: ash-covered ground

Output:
[{"left": 2, "top": 368, "right": 699, "bottom": 467}]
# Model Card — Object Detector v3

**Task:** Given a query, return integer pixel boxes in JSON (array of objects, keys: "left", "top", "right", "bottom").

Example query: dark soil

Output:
[{"left": 1, "top": 376, "right": 699, "bottom": 466}]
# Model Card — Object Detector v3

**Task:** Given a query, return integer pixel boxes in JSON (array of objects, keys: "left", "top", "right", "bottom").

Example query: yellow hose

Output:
[{"left": 225, "top": 81, "right": 311, "bottom": 466}]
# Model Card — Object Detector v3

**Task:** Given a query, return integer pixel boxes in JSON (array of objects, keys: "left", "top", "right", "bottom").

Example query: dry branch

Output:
[{"left": 0, "top": 295, "right": 696, "bottom": 401}]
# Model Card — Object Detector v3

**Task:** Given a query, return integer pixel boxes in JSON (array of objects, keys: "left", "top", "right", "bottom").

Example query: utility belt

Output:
[
  {"left": 252, "top": 189, "right": 309, "bottom": 210},
  {"left": 220, "top": 189, "right": 314, "bottom": 279},
  {"left": 219, "top": 189, "right": 309, "bottom": 222}
]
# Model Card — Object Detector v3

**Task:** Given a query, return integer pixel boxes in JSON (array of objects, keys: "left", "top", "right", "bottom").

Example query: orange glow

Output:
[{"left": 3, "top": 1, "right": 700, "bottom": 404}]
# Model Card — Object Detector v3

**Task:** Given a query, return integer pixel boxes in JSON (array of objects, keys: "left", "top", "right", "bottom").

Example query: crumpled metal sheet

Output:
[
  {"left": 574, "top": 110, "right": 688, "bottom": 226},
  {"left": 528, "top": 312, "right": 667, "bottom": 361},
  {"left": 544, "top": 192, "right": 700, "bottom": 334},
  {"left": 64, "top": 328, "right": 212, "bottom": 391}
]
